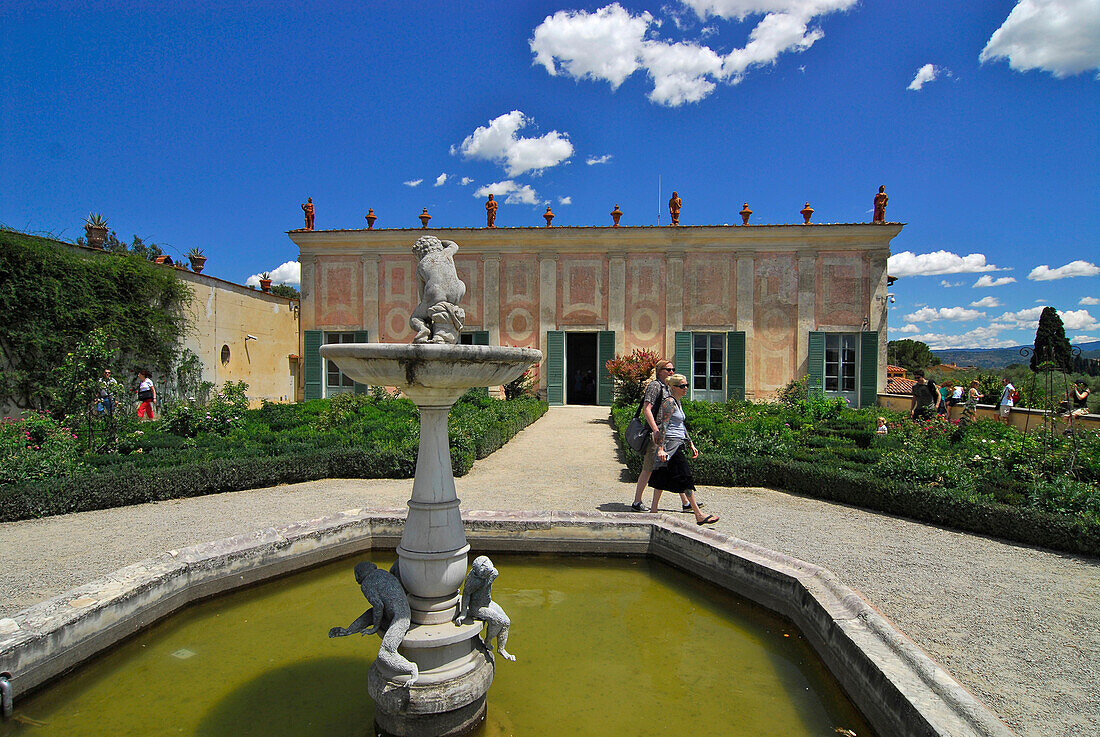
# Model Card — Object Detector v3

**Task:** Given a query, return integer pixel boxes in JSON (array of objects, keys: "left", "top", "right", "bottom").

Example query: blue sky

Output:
[{"left": 2, "top": 1, "right": 1098, "bottom": 348}]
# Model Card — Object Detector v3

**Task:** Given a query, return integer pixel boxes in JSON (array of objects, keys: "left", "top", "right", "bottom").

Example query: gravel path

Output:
[{"left": 2, "top": 406, "right": 1097, "bottom": 736}]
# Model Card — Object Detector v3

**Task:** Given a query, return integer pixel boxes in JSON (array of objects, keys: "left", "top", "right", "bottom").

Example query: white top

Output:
[
  {"left": 139, "top": 378, "right": 154, "bottom": 394},
  {"left": 951, "top": 386, "right": 963, "bottom": 400},
  {"left": 1000, "top": 383, "right": 1015, "bottom": 406}
]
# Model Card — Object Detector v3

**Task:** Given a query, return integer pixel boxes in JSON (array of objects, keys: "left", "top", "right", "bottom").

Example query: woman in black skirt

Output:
[{"left": 648, "top": 373, "right": 719, "bottom": 525}]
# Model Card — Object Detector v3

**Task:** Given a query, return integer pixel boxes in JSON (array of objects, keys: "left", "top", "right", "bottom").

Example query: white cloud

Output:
[
  {"left": 970, "top": 296, "right": 1003, "bottom": 308},
  {"left": 530, "top": 1, "right": 857, "bottom": 107},
  {"left": 558, "top": 196, "right": 572, "bottom": 205},
  {"left": 980, "top": 0, "right": 1100, "bottom": 79},
  {"left": 1080, "top": 296, "right": 1100, "bottom": 305},
  {"left": 973, "top": 275, "right": 1018, "bottom": 288},
  {"left": 907, "top": 63, "right": 938, "bottom": 90},
  {"left": 996, "top": 306, "right": 1046, "bottom": 329},
  {"left": 247, "top": 261, "right": 301, "bottom": 289},
  {"left": 905, "top": 326, "right": 1019, "bottom": 350},
  {"left": 904, "top": 306, "right": 987, "bottom": 322},
  {"left": 1059, "top": 309, "right": 1098, "bottom": 330},
  {"left": 460, "top": 177, "right": 473, "bottom": 186},
  {"left": 893, "top": 324, "right": 921, "bottom": 334},
  {"left": 1028, "top": 260, "right": 1100, "bottom": 280},
  {"left": 888, "top": 250, "right": 1005, "bottom": 277},
  {"left": 1073, "top": 334, "right": 1098, "bottom": 342},
  {"left": 434, "top": 173, "right": 448, "bottom": 187},
  {"left": 473, "top": 180, "right": 540, "bottom": 206},
  {"left": 586, "top": 154, "right": 613, "bottom": 165},
  {"left": 403, "top": 179, "right": 423, "bottom": 187},
  {"left": 940, "top": 280, "right": 964, "bottom": 287},
  {"left": 452, "top": 110, "right": 574, "bottom": 177}
]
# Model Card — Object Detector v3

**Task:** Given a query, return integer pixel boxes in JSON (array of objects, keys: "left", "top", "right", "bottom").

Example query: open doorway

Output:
[{"left": 566, "top": 332, "right": 598, "bottom": 405}]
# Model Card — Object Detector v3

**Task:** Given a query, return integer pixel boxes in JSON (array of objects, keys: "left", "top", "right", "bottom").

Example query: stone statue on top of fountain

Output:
[
  {"left": 410, "top": 235, "right": 467, "bottom": 344},
  {"left": 329, "top": 561, "right": 419, "bottom": 685},
  {"left": 454, "top": 556, "right": 515, "bottom": 662}
]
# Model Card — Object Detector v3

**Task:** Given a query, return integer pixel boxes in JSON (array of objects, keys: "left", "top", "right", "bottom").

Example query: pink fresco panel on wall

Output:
[
  {"left": 683, "top": 253, "right": 736, "bottom": 327},
  {"left": 820, "top": 254, "right": 864, "bottom": 327},
  {"left": 379, "top": 255, "right": 417, "bottom": 343},
  {"left": 317, "top": 257, "right": 361, "bottom": 327},
  {"left": 625, "top": 256, "right": 665, "bottom": 353},
  {"left": 558, "top": 256, "right": 607, "bottom": 325},
  {"left": 754, "top": 254, "right": 799, "bottom": 395},
  {"left": 499, "top": 255, "right": 539, "bottom": 349},
  {"left": 455, "top": 256, "right": 482, "bottom": 327}
]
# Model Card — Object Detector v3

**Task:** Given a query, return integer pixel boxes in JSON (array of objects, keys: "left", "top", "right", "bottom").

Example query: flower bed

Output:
[
  {"left": 0, "top": 391, "right": 546, "bottom": 522},
  {"left": 611, "top": 399, "right": 1100, "bottom": 557}
]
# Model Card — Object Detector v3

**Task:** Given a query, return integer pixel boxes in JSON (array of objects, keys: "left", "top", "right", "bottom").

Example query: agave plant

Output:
[
  {"left": 85, "top": 213, "right": 108, "bottom": 228},
  {"left": 260, "top": 272, "right": 271, "bottom": 280},
  {"left": 187, "top": 247, "right": 205, "bottom": 259}
]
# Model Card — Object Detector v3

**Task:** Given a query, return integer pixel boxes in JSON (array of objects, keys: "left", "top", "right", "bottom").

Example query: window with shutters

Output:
[
  {"left": 691, "top": 333, "right": 725, "bottom": 402},
  {"left": 324, "top": 331, "right": 359, "bottom": 395},
  {"left": 822, "top": 333, "right": 859, "bottom": 406}
]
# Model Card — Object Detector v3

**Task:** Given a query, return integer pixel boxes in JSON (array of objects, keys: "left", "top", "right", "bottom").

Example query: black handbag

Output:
[{"left": 138, "top": 388, "right": 154, "bottom": 401}]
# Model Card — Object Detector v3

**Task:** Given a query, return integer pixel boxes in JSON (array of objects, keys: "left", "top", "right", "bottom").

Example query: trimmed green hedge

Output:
[
  {"left": 0, "top": 396, "right": 547, "bottom": 522},
  {"left": 612, "top": 407, "right": 1100, "bottom": 557}
]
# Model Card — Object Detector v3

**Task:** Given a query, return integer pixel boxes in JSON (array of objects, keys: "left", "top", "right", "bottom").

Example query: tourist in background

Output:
[
  {"left": 876, "top": 416, "right": 888, "bottom": 435},
  {"left": 630, "top": 358, "right": 691, "bottom": 513},
  {"left": 967, "top": 380, "right": 983, "bottom": 404},
  {"left": 938, "top": 381, "right": 952, "bottom": 415},
  {"left": 136, "top": 369, "right": 156, "bottom": 421},
  {"left": 910, "top": 370, "right": 937, "bottom": 421},
  {"left": 648, "top": 373, "right": 718, "bottom": 526},
  {"left": 1063, "top": 380, "right": 1090, "bottom": 431},
  {"left": 96, "top": 368, "right": 118, "bottom": 416},
  {"left": 949, "top": 382, "right": 964, "bottom": 407},
  {"left": 997, "top": 376, "right": 1016, "bottom": 426}
]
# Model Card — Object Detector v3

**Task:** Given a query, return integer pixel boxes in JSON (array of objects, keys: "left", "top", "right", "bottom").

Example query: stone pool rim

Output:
[{"left": 0, "top": 509, "right": 1015, "bottom": 737}]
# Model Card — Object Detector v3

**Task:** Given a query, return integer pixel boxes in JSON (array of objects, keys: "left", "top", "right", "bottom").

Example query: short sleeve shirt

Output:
[{"left": 642, "top": 379, "right": 669, "bottom": 411}]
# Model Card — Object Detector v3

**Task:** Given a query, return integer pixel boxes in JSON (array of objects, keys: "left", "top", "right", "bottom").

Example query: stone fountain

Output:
[{"left": 321, "top": 235, "right": 541, "bottom": 737}]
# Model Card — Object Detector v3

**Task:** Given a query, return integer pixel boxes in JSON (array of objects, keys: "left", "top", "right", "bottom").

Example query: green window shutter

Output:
[
  {"left": 597, "top": 330, "right": 615, "bottom": 406},
  {"left": 807, "top": 331, "right": 825, "bottom": 395},
  {"left": 726, "top": 331, "right": 746, "bottom": 402},
  {"left": 472, "top": 331, "right": 489, "bottom": 346},
  {"left": 304, "top": 330, "right": 322, "bottom": 400},
  {"left": 353, "top": 330, "right": 370, "bottom": 394},
  {"left": 860, "top": 331, "right": 879, "bottom": 409},
  {"left": 674, "top": 331, "right": 692, "bottom": 401},
  {"left": 546, "top": 331, "right": 565, "bottom": 406}
]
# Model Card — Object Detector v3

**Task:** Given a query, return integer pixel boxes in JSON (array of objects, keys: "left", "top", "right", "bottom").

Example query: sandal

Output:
[
  {"left": 696, "top": 515, "right": 719, "bottom": 526},
  {"left": 682, "top": 502, "right": 704, "bottom": 512},
  {"left": 630, "top": 501, "right": 647, "bottom": 512}
]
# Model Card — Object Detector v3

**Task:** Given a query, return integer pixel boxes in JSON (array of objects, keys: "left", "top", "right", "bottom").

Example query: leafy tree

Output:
[
  {"left": 887, "top": 339, "right": 939, "bottom": 373},
  {"left": 1031, "top": 307, "right": 1073, "bottom": 373},
  {"left": 78, "top": 230, "right": 165, "bottom": 261},
  {"left": 270, "top": 283, "right": 301, "bottom": 299},
  {"left": 0, "top": 229, "right": 190, "bottom": 411},
  {"left": 605, "top": 348, "right": 662, "bottom": 407}
]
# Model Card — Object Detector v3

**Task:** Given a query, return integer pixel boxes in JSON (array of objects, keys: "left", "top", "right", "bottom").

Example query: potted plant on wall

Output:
[
  {"left": 259, "top": 272, "right": 272, "bottom": 292},
  {"left": 187, "top": 247, "right": 207, "bottom": 273},
  {"left": 84, "top": 213, "right": 108, "bottom": 249}
]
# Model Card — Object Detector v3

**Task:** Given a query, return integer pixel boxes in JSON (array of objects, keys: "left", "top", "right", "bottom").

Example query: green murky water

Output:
[{"left": 1, "top": 554, "right": 874, "bottom": 737}]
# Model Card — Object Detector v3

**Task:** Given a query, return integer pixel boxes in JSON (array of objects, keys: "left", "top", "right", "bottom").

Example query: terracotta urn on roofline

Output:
[
  {"left": 610, "top": 205, "right": 622, "bottom": 227},
  {"left": 800, "top": 202, "right": 814, "bottom": 224},
  {"left": 544, "top": 206, "right": 554, "bottom": 227},
  {"left": 365, "top": 209, "right": 377, "bottom": 229},
  {"left": 419, "top": 208, "right": 431, "bottom": 229},
  {"left": 739, "top": 203, "right": 752, "bottom": 225}
]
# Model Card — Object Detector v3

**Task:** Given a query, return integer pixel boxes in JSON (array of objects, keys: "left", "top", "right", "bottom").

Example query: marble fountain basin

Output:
[{"left": 318, "top": 344, "right": 542, "bottom": 405}]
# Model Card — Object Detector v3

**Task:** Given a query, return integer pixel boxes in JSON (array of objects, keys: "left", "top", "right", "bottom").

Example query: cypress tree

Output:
[{"left": 1030, "top": 307, "right": 1073, "bottom": 373}]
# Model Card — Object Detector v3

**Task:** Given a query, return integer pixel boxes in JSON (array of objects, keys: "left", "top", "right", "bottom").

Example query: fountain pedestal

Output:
[{"left": 319, "top": 343, "right": 540, "bottom": 737}]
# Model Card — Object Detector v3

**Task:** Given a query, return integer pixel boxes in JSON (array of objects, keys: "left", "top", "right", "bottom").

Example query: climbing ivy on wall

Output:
[{"left": 0, "top": 229, "right": 191, "bottom": 411}]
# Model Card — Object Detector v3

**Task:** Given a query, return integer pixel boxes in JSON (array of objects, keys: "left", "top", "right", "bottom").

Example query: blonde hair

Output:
[
  {"left": 877, "top": 416, "right": 886, "bottom": 424},
  {"left": 667, "top": 373, "right": 688, "bottom": 389}
]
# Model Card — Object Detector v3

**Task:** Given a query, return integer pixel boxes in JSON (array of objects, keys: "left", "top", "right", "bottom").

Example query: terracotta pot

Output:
[
  {"left": 85, "top": 224, "right": 107, "bottom": 249},
  {"left": 610, "top": 205, "right": 622, "bottom": 227},
  {"left": 544, "top": 207, "right": 554, "bottom": 227},
  {"left": 259, "top": 279, "right": 272, "bottom": 293},
  {"left": 365, "top": 209, "right": 377, "bottom": 229},
  {"left": 189, "top": 256, "right": 207, "bottom": 273},
  {"left": 739, "top": 203, "right": 752, "bottom": 225},
  {"left": 800, "top": 202, "right": 814, "bottom": 224},
  {"left": 419, "top": 208, "right": 431, "bottom": 229}
]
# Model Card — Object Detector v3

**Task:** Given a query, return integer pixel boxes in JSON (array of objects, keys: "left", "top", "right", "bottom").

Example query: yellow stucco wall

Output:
[{"left": 176, "top": 270, "right": 299, "bottom": 405}]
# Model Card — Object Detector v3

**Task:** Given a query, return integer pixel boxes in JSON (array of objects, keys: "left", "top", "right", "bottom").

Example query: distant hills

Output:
[{"left": 932, "top": 341, "right": 1100, "bottom": 369}]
